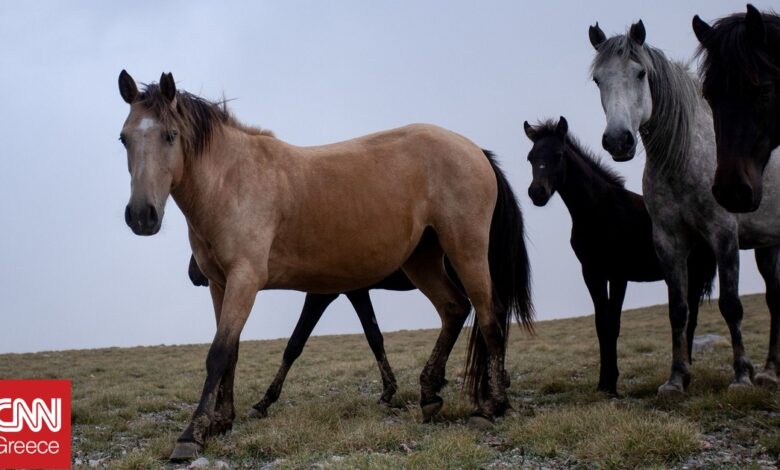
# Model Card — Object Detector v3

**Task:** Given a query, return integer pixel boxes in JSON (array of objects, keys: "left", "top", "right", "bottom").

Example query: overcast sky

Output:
[{"left": 0, "top": 0, "right": 773, "bottom": 354}]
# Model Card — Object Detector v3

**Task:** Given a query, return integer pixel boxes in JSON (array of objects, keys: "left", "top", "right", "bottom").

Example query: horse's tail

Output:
[
  {"left": 689, "top": 243, "right": 716, "bottom": 303},
  {"left": 465, "top": 150, "right": 534, "bottom": 402}
]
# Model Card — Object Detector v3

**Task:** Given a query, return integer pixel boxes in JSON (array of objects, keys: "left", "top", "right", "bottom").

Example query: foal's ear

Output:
[
  {"left": 160, "top": 72, "right": 177, "bottom": 103},
  {"left": 589, "top": 22, "right": 607, "bottom": 49},
  {"left": 692, "top": 15, "right": 714, "bottom": 47},
  {"left": 523, "top": 121, "right": 537, "bottom": 142},
  {"left": 118, "top": 70, "right": 138, "bottom": 104},
  {"left": 745, "top": 4, "right": 767, "bottom": 46},
  {"left": 629, "top": 20, "right": 646, "bottom": 46},
  {"left": 556, "top": 116, "right": 568, "bottom": 137}
]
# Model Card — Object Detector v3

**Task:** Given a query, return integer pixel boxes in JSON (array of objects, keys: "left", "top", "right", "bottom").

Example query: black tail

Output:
[
  {"left": 465, "top": 150, "right": 534, "bottom": 402},
  {"left": 689, "top": 243, "right": 716, "bottom": 303}
]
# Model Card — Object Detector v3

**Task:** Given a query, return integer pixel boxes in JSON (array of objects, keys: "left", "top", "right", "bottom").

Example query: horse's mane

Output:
[
  {"left": 533, "top": 119, "right": 625, "bottom": 188},
  {"left": 696, "top": 11, "right": 780, "bottom": 89},
  {"left": 592, "top": 33, "right": 701, "bottom": 176},
  {"left": 137, "top": 84, "right": 274, "bottom": 158}
]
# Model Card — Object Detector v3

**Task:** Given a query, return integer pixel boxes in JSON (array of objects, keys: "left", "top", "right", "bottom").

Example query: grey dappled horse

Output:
[{"left": 589, "top": 21, "right": 780, "bottom": 396}]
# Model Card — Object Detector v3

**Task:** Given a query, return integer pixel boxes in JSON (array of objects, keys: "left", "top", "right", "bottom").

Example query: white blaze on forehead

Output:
[{"left": 137, "top": 118, "right": 157, "bottom": 132}]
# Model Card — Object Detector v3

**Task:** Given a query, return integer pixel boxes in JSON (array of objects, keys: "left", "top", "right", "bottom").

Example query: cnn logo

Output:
[
  {"left": 0, "top": 398, "right": 62, "bottom": 433},
  {"left": 0, "top": 380, "right": 70, "bottom": 469}
]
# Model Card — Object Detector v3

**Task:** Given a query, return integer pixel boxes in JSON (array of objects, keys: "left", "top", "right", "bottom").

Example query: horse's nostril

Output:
[
  {"left": 147, "top": 205, "right": 159, "bottom": 226},
  {"left": 734, "top": 183, "right": 754, "bottom": 206},
  {"left": 602, "top": 134, "right": 610, "bottom": 151},
  {"left": 623, "top": 131, "right": 634, "bottom": 149},
  {"left": 125, "top": 205, "right": 132, "bottom": 226}
]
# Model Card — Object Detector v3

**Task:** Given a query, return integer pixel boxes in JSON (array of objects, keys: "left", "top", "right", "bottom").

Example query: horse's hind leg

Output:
[
  {"left": 248, "top": 293, "right": 338, "bottom": 419},
  {"left": 346, "top": 289, "right": 398, "bottom": 404},
  {"left": 441, "top": 248, "right": 509, "bottom": 421},
  {"left": 402, "top": 240, "right": 471, "bottom": 423},
  {"left": 754, "top": 246, "right": 780, "bottom": 390}
]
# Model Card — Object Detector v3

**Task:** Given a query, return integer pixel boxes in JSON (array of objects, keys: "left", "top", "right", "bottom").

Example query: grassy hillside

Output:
[{"left": 2, "top": 294, "right": 780, "bottom": 469}]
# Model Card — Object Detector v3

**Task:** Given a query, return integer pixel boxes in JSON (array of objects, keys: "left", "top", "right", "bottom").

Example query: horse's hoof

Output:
[
  {"left": 378, "top": 397, "right": 392, "bottom": 407},
  {"left": 728, "top": 377, "right": 753, "bottom": 390},
  {"left": 754, "top": 371, "right": 779, "bottom": 390},
  {"left": 421, "top": 398, "right": 443, "bottom": 423},
  {"left": 246, "top": 406, "right": 268, "bottom": 420},
  {"left": 169, "top": 441, "right": 201, "bottom": 461},
  {"left": 468, "top": 414, "right": 494, "bottom": 429},
  {"left": 597, "top": 384, "right": 619, "bottom": 398},
  {"left": 657, "top": 382, "right": 685, "bottom": 399}
]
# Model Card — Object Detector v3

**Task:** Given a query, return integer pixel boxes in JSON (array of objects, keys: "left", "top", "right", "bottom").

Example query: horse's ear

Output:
[
  {"left": 556, "top": 116, "right": 568, "bottom": 137},
  {"left": 118, "top": 70, "right": 138, "bottom": 104},
  {"left": 523, "top": 121, "right": 537, "bottom": 142},
  {"left": 745, "top": 4, "right": 767, "bottom": 46},
  {"left": 589, "top": 22, "right": 607, "bottom": 49},
  {"left": 160, "top": 72, "right": 177, "bottom": 103},
  {"left": 629, "top": 20, "right": 646, "bottom": 46},
  {"left": 692, "top": 15, "right": 714, "bottom": 47}
]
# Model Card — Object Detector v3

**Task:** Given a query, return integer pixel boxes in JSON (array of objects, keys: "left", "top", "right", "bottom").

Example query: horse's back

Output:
[{"left": 265, "top": 124, "right": 494, "bottom": 293}]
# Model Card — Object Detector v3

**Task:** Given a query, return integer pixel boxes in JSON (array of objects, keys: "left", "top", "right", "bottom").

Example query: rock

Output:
[
  {"left": 261, "top": 459, "right": 285, "bottom": 470},
  {"left": 188, "top": 457, "right": 210, "bottom": 469},
  {"left": 214, "top": 460, "right": 230, "bottom": 469},
  {"left": 693, "top": 334, "right": 728, "bottom": 352}
]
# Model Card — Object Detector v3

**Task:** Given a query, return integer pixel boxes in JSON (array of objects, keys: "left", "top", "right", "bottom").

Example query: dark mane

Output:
[
  {"left": 697, "top": 10, "right": 780, "bottom": 89},
  {"left": 137, "top": 83, "right": 274, "bottom": 158},
  {"left": 533, "top": 119, "right": 626, "bottom": 188}
]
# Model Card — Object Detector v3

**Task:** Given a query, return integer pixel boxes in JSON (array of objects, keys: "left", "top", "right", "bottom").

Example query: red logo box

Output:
[{"left": 0, "top": 380, "right": 71, "bottom": 469}]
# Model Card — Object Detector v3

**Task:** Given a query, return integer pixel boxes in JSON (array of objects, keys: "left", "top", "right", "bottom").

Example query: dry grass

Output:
[{"left": 1, "top": 294, "right": 779, "bottom": 468}]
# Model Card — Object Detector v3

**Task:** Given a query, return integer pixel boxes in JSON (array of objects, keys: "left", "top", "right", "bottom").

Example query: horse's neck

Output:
[
  {"left": 557, "top": 150, "right": 612, "bottom": 219},
  {"left": 171, "top": 127, "right": 278, "bottom": 231}
]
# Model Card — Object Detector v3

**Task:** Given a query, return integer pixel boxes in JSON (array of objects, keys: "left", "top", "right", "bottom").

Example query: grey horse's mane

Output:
[{"left": 592, "top": 34, "right": 702, "bottom": 175}]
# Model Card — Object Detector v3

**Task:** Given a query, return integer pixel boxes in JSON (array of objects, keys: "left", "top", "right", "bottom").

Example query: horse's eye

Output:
[
  {"left": 165, "top": 129, "right": 178, "bottom": 144},
  {"left": 637, "top": 69, "right": 646, "bottom": 80},
  {"left": 593, "top": 77, "right": 600, "bottom": 87},
  {"left": 119, "top": 135, "right": 127, "bottom": 146}
]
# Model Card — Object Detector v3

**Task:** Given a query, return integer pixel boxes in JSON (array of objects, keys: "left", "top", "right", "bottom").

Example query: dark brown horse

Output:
[
  {"left": 525, "top": 117, "right": 715, "bottom": 395},
  {"left": 190, "top": 256, "right": 412, "bottom": 415},
  {"left": 693, "top": 4, "right": 780, "bottom": 212},
  {"left": 117, "top": 71, "right": 532, "bottom": 460}
]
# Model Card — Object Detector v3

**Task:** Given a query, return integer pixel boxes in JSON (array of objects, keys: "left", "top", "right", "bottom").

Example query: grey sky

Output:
[{"left": 0, "top": 0, "right": 772, "bottom": 354}]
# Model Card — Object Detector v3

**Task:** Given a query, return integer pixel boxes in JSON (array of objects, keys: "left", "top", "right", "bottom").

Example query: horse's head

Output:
[
  {"left": 525, "top": 117, "right": 569, "bottom": 206},
  {"left": 118, "top": 70, "right": 185, "bottom": 236},
  {"left": 693, "top": 5, "right": 780, "bottom": 213},
  {"left": 589, "top": 21, "right": 652, "bottom": 162}
]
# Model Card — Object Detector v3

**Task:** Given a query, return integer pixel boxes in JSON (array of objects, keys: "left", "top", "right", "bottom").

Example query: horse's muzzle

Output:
[
  {"left": 528, "top": 184, "right": 551, "bottom": 207},
  {"left": 711, "top": 181, "right": 761, "bottom": 213},
  {"left": 602, "top": 130, "right": 636, "bottom": 161},
  {"left": 125, "top": 203, "right": 162, "bottom": 236}
]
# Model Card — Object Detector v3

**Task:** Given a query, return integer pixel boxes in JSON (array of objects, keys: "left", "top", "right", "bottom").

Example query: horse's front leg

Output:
[
  {"left": 170, "top": 266, "right": 262, "bottom": 461},
  {"left": 605, "top": 278, "right": 627, "bottom": 396},
  {"left": 712, "top": 234, "right": 754, "bottom": 388},
  {"left": 582, "top": 268, "right": 612, "bottom": 394},
  {"left": 654, "top": 230, "right": 693, "bottom": 397},
  {"left": 754, "top": 246, "right": 780, "bottom": 389},
  {"left": 206, "top": 283, "right": 237, "bottom": 435}
]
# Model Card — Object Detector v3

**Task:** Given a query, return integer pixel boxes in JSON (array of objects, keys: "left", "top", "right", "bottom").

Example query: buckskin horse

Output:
[{"left": 117, "top": 71, "right": 532, "bottom": 459}]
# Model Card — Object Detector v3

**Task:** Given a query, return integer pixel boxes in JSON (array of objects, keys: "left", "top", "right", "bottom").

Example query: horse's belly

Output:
[{"left": 265, "top": 222, "right": 424, "bottom": 293}]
